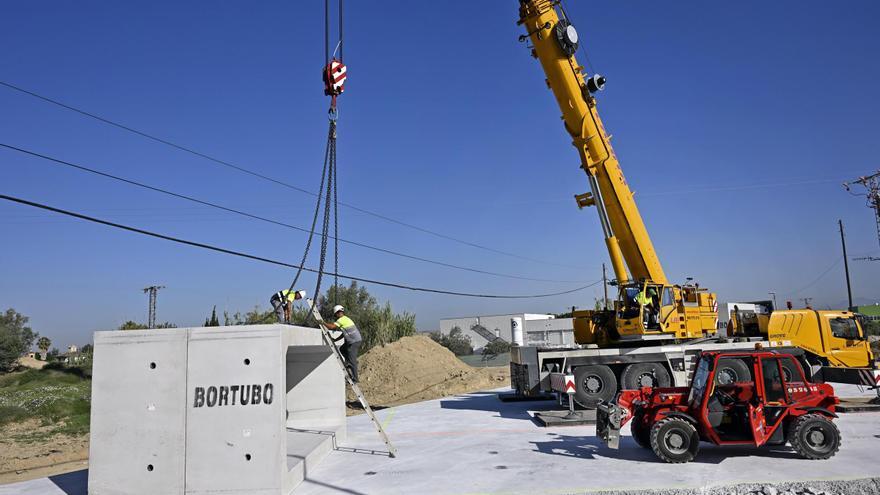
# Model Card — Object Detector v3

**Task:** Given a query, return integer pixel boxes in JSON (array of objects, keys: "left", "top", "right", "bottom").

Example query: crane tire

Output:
[
  {"left": 714, "top": 358, "right": 751, "bottom": 385},
  {"left": 572, "top": 365, "right": 617, "bottom": 408},
  {"left": 650, "top": 417, "right": 700, "bottom": 463},
  {"left": 780, "top": 359, "right": 801, "bottom": 382},
  {"left": 789, "top": 414, "right": 841, "bottom": 460},
  {"left": 621, "top": 362, "right": 671, "bottom": 390},
  {"left": 630, "top": 407, "right": 652, "bottom": 449}
]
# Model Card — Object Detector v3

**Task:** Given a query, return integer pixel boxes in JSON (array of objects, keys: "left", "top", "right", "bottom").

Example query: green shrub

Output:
[
  {"left": 430, "top": 327, "right": 473, "bottom": 356},
  {"left": 0, "top": 368, "right": 91, "bottom": 439}
]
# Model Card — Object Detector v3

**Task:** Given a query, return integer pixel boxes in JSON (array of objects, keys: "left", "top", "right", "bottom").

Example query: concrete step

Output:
[{"left": 284, "top": 426, "right": 343, "bottom": 493}]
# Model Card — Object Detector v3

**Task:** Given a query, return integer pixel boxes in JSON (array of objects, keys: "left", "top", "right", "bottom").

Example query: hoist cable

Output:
[
  {"left": 338, "top": 0, "right": 344, "bottom": 61},
  {"left": 324, "top": 0, "right": 329, "bottom": 64},
  {"left": 0, "top": 142, "right": 581, "bottom": 283},
  {"left": 286, "top": 122, "right": 333, "bottom": 295},
  {"left": 0, "top": 194, "right": 600, "bottom": 299},
  {"left": 333, "top": 132, "right": 340, "bottom": 303}
]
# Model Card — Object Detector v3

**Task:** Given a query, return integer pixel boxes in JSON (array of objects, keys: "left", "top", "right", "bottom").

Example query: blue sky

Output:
[{"left": 2, "top": 1, "right": 879, "bottom": 348}]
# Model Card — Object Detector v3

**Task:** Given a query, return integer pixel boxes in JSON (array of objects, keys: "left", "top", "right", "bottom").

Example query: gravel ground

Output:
[{"left": 586, "top": 477, "right": 880, "bottom": 495}]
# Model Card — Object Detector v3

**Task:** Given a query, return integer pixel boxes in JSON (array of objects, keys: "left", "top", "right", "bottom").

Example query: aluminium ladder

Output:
[{"left": 306, "top": 299, "right": 397, "bottom": 457}]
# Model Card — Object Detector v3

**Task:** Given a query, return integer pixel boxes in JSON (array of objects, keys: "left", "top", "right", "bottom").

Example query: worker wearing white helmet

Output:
[{"left": 323, "top": 304, "right": 363, "bottom": 382}]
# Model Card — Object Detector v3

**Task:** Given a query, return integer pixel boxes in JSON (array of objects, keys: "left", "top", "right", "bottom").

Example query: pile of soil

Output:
[{"left": 348, "top": 335, "right": 508, "bottom": 408}]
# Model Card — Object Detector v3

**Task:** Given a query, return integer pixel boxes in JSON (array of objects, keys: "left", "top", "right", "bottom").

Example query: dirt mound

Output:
[{"left": 349, "top": 335, "right": 508, "bottom": 407}]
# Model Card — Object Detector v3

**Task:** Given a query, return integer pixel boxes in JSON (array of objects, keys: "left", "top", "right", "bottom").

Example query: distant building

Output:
[
  {"left": 439, "top": 313, "right": 574, "bottom": 351},
  {"left": 58, "top": 345, "right": 86, "bottom": 365}
]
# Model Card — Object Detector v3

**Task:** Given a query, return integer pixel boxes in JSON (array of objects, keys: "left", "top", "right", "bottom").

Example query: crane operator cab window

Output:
[
  {"left": 830, "top": 317, "right": 863, "bottom": 340},
  {"left": 621, "top": 286, "right": 641, "bottom": 319}
]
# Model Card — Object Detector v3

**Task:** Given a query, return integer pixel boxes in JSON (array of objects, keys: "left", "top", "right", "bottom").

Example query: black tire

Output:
[
  {"left": 630, "top": 408, "right": 651, "bottom": 449},
  {"left": 789, "top": 414, "right": 841, "bottom": 460},
  {"left": 573, "top": 365, "right": 617, "bottom": 408},
  {"left": 714, "top": 358, "right": 751, "bottom": 385},
  {"left": 650, "top": 417, "right": 700, "bottom": 463},
  {"left": 621, "top": 363, "right": 672, "bottom": 390}
]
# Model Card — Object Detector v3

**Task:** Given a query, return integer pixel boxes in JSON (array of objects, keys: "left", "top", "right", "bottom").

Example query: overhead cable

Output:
[
  {"left": 0, "top": 142, "right": 581, "bottom": 284},
  {"left": 0, "top": 194, "right": 601, "bottom": 299},
  {"left": 0, "top": 80, "right": 587, "bottom": 270}
]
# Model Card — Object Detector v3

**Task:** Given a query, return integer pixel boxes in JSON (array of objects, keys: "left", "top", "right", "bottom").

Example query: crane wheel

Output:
[
  {"left": 714, "top": 358, "right": 751, "bottom": 385},
  {"left": 572, "top": 365, "right": 617, "bottom": 408},
  {"left": 789, "top": 414, "right": 841, "bottom": 460},
  {"left": 650, "top": 417, "right": 700, "bottom": 463},
  {"left": 621, "top": 363, "right": 671, "bottom": 390},
  {"left": 630, "top": 407, "right": 651, "bottom": 449}
]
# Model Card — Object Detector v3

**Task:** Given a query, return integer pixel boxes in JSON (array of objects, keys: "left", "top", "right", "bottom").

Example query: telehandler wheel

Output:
[
  {"left": 573, "top": 365, "right": 617, "bottom": 408},
  {"left": 650, "top": 417, "right": 700, "bottom": 463},
  {"left": 714, "top": 358, "right": 751, "bottom": 385},
  {"left": 621, "top": 363, "right": 671, "bottom": 390},
  {"left": 630, "top": 408, "right": 651, "bottom": 449},
  {"left": 789, "top": 414, "right": 841, "bottom": 460}
]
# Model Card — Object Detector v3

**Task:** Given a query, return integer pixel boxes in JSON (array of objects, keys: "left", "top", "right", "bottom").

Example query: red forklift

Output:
[{"left": 597, "top": 350, "right": 842, "bottom": 463}]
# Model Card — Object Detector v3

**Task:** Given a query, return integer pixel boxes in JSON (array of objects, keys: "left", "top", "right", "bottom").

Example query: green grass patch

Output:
[{"left": 0, "top": 367, "right": 91, "bottom": 441}]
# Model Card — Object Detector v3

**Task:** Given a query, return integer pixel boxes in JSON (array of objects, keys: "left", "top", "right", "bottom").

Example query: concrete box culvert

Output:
[{"left": 88, "top": 324, "right": 345, "bottom": 494}]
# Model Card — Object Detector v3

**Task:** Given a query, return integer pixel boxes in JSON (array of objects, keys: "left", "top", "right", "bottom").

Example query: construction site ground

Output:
[{"left": 5, "top": 383, "right": 879, "bottom": 495}]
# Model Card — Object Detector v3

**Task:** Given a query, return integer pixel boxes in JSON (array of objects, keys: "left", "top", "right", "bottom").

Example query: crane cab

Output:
[{"left": 573, "top": 280, "right": 718, "bottom": 346}]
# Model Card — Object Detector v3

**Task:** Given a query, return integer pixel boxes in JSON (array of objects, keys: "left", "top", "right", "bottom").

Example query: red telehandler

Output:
[{"left": 597, "top": 350, "right": 842, "bottom": 463}]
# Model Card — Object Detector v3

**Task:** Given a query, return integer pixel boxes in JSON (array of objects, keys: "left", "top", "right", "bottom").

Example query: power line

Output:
[
  {"left": 0, "top": 142, "right": 581, "bottom": 284},
  {"left": 783, "top": 256, "right": 844, "bottom": 297},
  {"left": 0, "top": 80, "right": 586, "bottom": 270},
  {"left": 0, "top": 194, "right": 601, "bottom": 299}
]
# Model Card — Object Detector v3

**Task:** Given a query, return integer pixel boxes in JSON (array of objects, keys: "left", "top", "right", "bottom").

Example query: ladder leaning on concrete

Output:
[{"left": 306, "top": 299, "right": 397, "bottom": 458}]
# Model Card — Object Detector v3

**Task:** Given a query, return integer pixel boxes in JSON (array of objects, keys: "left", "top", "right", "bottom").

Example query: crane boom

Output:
[{"left": 518, "top": 0, "right": 665, "bottom": 285}]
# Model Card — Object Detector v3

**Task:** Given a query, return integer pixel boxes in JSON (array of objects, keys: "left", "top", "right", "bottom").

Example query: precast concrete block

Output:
[{"left": 88, "top": 324, "right": 344, "bottom": 495}]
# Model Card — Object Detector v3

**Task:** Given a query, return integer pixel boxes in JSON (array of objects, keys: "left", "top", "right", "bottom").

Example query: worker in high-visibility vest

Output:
[
  {"left": 270, "top": 289, "right": 305, "bottom": 324},
  {"left": 323, "top": 305, "right": 363, "bottom": 382}
]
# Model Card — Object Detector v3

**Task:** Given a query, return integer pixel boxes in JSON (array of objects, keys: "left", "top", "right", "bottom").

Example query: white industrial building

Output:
[{"left": 439, "top": 313, "right": 575, "bottom": 350}]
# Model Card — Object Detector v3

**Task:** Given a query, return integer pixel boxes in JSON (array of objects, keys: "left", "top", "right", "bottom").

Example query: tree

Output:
[
  {"left": 119, "top": 321, "right": 176, "bottom": 330},
  {"left": 315, "top": 282, "right": 416, "bottom": 353},
  {"left": 119, "top": 321, "right": 149, "bottom": 330},
  {"left": 37, "top": 336, "right": 52, "bottom": 354},
  {"left": 204, "top": 306, "right": 220, "bottom": 327},
  {"left": 429, "top": 326, "right": 473, "bottom": 356},
  {"left": 481, "top": 337, "right": 511, "bottom": 362},
  {"left": 81, "top": 344, "right": 94, "bottom": 355},
  {"left": 0, "top": 308, "right": 38, "bottom": 372}
]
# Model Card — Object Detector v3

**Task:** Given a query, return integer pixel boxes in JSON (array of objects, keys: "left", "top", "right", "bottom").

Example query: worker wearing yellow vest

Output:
[
  {"left": 270, "top": 289, "right": 305, "bottom": 324},
  {"left": 323, "top": 305, "right": 363, "bottom": 382}
]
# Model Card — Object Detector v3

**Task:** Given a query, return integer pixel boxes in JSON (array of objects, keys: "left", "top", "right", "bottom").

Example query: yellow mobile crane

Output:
[
  {"left": 518, "top": 1, "right": 716, "bottom": 345},
  {"left": 510, "top": 1, "right": 875, "bottom": 406}
]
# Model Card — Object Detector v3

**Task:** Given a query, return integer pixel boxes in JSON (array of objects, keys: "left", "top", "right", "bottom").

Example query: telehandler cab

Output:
[{"left": 597, "top": 350, "right": 842, "bottom": 463}]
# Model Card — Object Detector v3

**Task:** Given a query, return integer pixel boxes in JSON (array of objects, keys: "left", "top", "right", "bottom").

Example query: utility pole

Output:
[
  {"left": 768, "top": 291, "right": 778, "bottom": 311},
  {"left": 143, "top": 285, "right": 165, "bottom": 328},
  {"left": 602, "top": 263, "right": 609, "bottom": 310},
  {"left": 844, "top": 170, "right": 880, "bottom": 249},
  {"left": 838, "top": 220, "right": 854, "bottom": 310}
]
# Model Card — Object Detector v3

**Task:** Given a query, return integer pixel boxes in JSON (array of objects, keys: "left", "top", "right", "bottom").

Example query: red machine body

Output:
[{"left": 597, "top": 351, "right": 842, "bottom": 463}]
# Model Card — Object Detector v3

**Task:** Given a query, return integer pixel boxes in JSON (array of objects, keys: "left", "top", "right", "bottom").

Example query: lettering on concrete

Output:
[{"left": 193, "top": 384, "right": 274, "bottom": 408}]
